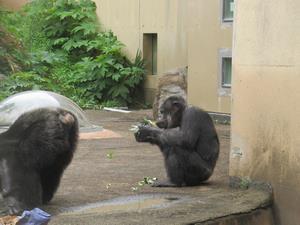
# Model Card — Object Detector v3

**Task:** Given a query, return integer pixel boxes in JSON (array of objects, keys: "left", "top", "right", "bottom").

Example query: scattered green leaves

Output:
[
  {"left": 131, "top": 177, "right": 157, "bottom": 192},
  {"left": 130, "top": 118, "right": 157, "bottom": 133},
  {"left": 239, "top": 177, "right": 252, "bottom": 189},
  {"left": 141, "top": 118, "right": 157, "bottom": 127},
  {"left": 106, "top": 151, "right": 114, "bottom": 160}
]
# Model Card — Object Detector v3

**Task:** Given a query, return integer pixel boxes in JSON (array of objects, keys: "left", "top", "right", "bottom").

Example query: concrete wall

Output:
[
  {"left": 187, "top": 0, "right": 232, "bottom": 113},
  {"left": 230, "top": 0, "right": 300, "bottom": 224},
  {"left": 0, "top": 0, "right": 26, "bottom": 10},
  {"left": 196, "top": 208, "right": 274, "bottom": 225},
  {"left": 95, "top": 0, "right": 188, "bottom": 104}
]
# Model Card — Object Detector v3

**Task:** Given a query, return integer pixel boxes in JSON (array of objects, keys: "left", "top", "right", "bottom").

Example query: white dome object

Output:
[{"left": 0, "top": 91, "right": 100, "bottom": 132}]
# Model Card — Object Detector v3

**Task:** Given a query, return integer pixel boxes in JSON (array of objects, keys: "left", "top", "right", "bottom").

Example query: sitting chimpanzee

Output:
[
  {"left": 0, "top": 108, "right": 78, "bottom": 215},
  {"left": 135, "top": 96, "right": 219, "bottom": 187}
]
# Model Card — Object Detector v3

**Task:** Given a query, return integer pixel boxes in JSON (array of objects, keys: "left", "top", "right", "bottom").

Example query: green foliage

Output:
[
  {"left": 43, "top": 0, "right": 99, "bottom": 56},
  {"left": 0, "top": 10, "right": 24, "bottom": 39},
  {"left": 0, "top": 29, "right": 24, "bottom": 75},
  {"left": 0, "top": 72, "right": 50, "bottom": 99},
  {"left": 0, "top": 0, "right": 145, "bottom": 108}
]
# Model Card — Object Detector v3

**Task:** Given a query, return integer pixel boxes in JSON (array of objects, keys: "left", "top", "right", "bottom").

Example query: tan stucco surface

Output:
[
  {"left": 187, "top": 0, "right": 232, "bottom": 113},
  {"left": 0, "top": 0, "right": 26, "bottom": 10},
  {"left": 230, "top": 0, "right": 300, "bottom": 224}
]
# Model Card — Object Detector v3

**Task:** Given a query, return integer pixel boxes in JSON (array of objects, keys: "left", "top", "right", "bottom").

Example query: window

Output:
[
  {"left": 218, "top": 49, "right": 232, "bottom": 96},
  {"left": 143, "top": 33, "right": 157, "bottom": 75},
  {"left": 222, "top": 57, "right": 232, "bottom": 88},
  {"left": 222, "top": 0, "right": 234, "bottom": 22}
]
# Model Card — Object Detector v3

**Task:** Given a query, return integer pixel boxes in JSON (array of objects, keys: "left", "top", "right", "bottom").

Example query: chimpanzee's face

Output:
[{"left": 156, "top": 96, "right": 186, "bottom": 129}]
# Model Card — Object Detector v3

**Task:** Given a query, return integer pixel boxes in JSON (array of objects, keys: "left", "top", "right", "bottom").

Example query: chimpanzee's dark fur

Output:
[
  {"left": 135, "top": 96, "right": 219, "bottom": 187},
  {"left": 0, "top": 108, "right": 78, "bottom": 215}
]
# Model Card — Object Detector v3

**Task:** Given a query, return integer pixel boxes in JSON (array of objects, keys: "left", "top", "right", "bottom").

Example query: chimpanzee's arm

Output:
[
  {"left": 135, "top": 108, "right": 204, "bottom": 150},
  {"left": 0, "top": 157, "right": 42, "bottom": 215},
  {"left": 135, "top": 126, "right": 181, "bottom": 146}
]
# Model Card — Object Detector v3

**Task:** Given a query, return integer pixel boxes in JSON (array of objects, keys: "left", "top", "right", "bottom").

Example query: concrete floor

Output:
[{"left": 1, "top": 109, "right": 272, "bottom": 224}]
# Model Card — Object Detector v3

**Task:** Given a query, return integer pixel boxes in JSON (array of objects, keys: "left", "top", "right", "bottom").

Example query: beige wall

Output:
[
  {"left": 230, "top": 0, "right": 300, "bottom": 224},
  {"left": 95, "top": 0, "right": 188, "bottom": 104},
  {"left": 187, "top": 0, "right": 232, "bottom": 113},
  {"left": 0, "top": 0, "right": 27, "bottom": 10}
]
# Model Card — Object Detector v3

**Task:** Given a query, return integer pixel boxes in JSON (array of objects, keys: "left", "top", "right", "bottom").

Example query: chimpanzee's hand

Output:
[
  {"left": 3, "top": 196, "right": 23, "bottom": 215},
  {"left": 134, "top": 126, "right": 158, "bottom": 143}
]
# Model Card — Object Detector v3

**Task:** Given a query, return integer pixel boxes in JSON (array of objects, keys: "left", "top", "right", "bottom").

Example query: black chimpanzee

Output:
[
  {"left": 135, "top": 96, "right": 219, "bottom": 187},
  {"left": 0, "top": 108, "right": 79, "bottom": 215}
]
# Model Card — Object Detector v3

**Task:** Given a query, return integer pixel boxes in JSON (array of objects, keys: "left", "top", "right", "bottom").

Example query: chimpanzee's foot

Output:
[{"left": 151, "top": 180, "right": 185, "bottom": 187}]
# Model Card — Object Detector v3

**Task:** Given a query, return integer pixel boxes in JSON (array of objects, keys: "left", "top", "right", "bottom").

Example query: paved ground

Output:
[
  {"left": 2, "top": 109, "right": 272, "bottom": 224},
  {"left": 47, "top": 110, "right": 230, "bottom": 208}
]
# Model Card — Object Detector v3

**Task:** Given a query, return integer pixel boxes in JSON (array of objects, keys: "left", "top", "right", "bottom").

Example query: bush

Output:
[{"left": 0, "top": 0, "right": 145, "bottom": 108}]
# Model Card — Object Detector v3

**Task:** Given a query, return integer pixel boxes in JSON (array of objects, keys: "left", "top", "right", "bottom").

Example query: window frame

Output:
[
  {"left": 221, "top": 57, "right": 232, "bottom": 88},
  {"left": 218, "top": 48, "right": 232, "bottom": 96},
  {"left": 143, "top": 33, "right": 158, "bottom": 75},
  {"left": 221, "top": 0, "right": 234, "bottom": 24}
]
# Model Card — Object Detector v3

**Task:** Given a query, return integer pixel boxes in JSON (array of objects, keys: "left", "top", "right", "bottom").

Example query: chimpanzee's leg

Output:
[
  {"left": 151, "top": 148, "right": 186, "bottom": 187},
  {"left": 153, "top": 150, "right": 212, "bottom": 187},
  {"left": 0, "top": 156, "right": 42, "bottom": 215},
  {"left": 40, "top": 164, "right": 66, "bottom": 204}
]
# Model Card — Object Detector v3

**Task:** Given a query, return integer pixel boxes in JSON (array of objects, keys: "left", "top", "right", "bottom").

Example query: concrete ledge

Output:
[
  {"left": 229, "top": 176, "right": 273, "bottom": 193},
  {"left": 49, "top": 187, "right": 273, "bottom": 225},
  {"left": 196, "top": 208, "right": 275, "bottom": 225}
]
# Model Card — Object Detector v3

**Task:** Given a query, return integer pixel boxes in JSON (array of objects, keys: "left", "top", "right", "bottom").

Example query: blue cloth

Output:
[{"left": 16, "top": 208, "right": 51, "bottom": 225}]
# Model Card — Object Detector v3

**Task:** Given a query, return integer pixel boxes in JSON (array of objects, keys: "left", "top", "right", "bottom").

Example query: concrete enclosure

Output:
[
  {"left": 95, "top": 0, "right": 234, "bottom": 112},
  {"left": 95, "top": 0, "right": 188, "bottom": 104},
  {"left": 230, "top": 0, "right": 300, "bottom": 224},
  {"left": 0, "top": 0, "right": 233, "bottom": 113},
  {"left": 187, "top": 0, "right": 233, "bottom": 113}
]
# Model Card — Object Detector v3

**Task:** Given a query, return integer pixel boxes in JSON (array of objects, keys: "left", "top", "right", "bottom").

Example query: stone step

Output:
[{"left": 49, "top": 186, "right": 273, "bottom": 225}]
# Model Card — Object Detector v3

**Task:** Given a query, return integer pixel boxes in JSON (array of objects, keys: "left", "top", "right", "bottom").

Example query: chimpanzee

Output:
[
  {"left": 0, "top": 108, "right": 79, "bottom": 215},
  {"left": 135, "top": 96, "right": 219, "bottom": 187}
]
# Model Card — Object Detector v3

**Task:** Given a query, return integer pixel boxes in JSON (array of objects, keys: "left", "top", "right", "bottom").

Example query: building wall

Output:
[
  {"left": 187, "top": 0, "right": 232, "bottom": 113},
  {"left": 95, "top": 0, "right": 188, "bottom": 104},
  {"left": 230, "top": 0, "right": 300, "bottom": 224},
  {"left": 0, "top": 0, "right": 27, "bottom": 10}
]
